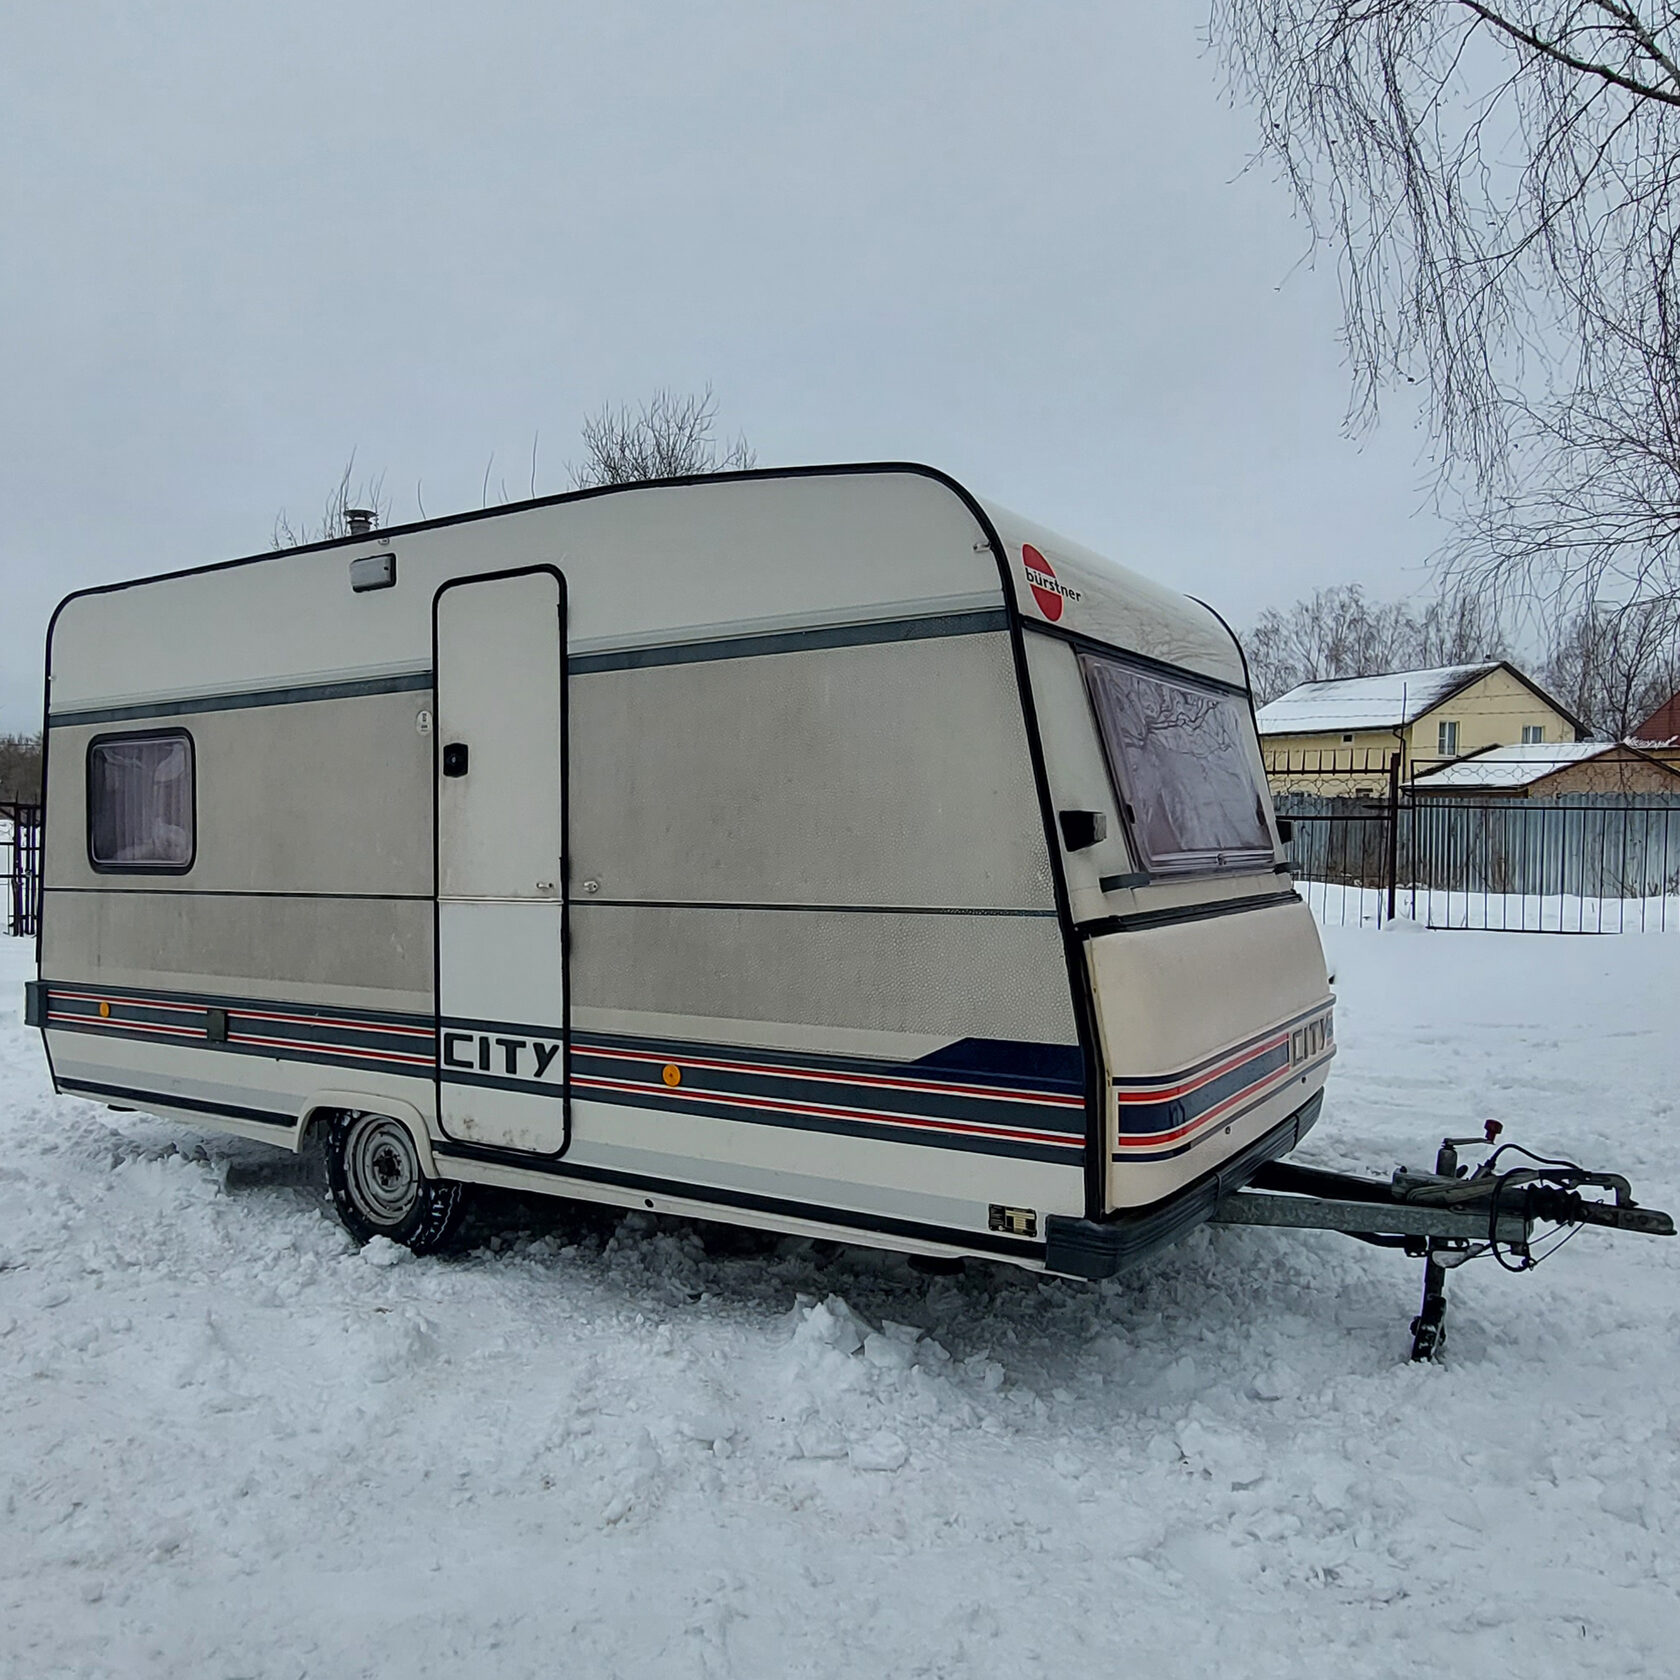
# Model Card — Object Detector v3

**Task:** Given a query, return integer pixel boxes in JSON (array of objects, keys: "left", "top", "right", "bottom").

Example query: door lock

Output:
[{"left": 442, "top": 742, "right": 469, "bottom": 777}]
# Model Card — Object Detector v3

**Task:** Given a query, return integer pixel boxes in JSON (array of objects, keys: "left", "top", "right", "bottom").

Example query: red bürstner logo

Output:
[{"left": 1021, "top": 543, "right": 1080, "bottom": 621}]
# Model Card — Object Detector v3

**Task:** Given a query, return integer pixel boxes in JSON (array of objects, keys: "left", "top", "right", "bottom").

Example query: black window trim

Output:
[
  {"left": 1076, "top": 646, "right": 1276, "bottom": 883},
  {"left": 86, "top": 727, "right": 198, "bottom": 875}
]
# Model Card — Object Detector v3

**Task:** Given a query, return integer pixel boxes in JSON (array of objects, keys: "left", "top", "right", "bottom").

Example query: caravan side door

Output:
[{"left": 433, "top": 566, "right": 569, "bottom": 1155}]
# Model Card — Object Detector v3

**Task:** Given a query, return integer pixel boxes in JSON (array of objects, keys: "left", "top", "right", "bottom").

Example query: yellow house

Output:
[{"left": 1256, "top": 662, "right": 1585, "bottom": 795}]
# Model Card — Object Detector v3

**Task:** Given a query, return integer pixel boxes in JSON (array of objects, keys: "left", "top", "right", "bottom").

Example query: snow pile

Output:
[{"left": 1, "top": 929, "right": 1677, "bottom": 1676}]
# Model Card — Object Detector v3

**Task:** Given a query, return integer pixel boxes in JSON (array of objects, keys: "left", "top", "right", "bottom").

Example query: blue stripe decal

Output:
[
  {"left": 47, "top": 669, "right": 433, "bottom": 728},
  {"left": 1115, "top": 1043, "right": 1292, "bottom": 1139},
  {"left": 41, "top": 981, "right": 1332, "bottom": 1171},
  {"left": 1109, "top": 1051, "right": 1336, "bottom": 1163},
  {"left": 569, "top": 609, "right": 1009, "bottom": 674},
  {"left": 42, "top": 983, "right": 1086, "bottom": 1164},
  {"left": 1110, "top": 1007, "right": 1334, "bottom": 1157},
  {"left": 1109, "top": 1002, "right": 1327, "bottom": 1089},
  {"left": 910, "top": 1035, "right": 1084, "bottom": 1092},
  {"left": 576, "top": 1081, "right": 1075, "bottom": 1164},
  {"left": 567, "top": 1035, "right": 1085, "bottom": 1159},
  {"left": 42, "top": 984, "right": 435, "bottom": 1077}
]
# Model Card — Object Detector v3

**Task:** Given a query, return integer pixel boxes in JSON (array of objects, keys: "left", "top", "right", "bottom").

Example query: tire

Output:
[{"left": 324, "top": 1110, "right": 466, "bottom": 1254}]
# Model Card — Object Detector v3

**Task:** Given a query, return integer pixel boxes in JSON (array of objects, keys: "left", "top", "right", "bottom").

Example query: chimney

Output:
[{"left": 345, "top": 507, "right": 375, "bottom": 537}]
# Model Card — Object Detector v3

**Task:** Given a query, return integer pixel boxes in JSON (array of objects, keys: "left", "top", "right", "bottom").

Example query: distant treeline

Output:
[
  {"left": 0, "top": 732, "right": 42, "bottom": 803},
  {"left": 1247, "top": 584, "right": 1680, "bottom": 742}
]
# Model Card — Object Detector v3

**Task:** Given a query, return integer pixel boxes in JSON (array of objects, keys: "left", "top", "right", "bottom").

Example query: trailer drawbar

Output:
[{"left": 1211, "top": 1121, "right": 1675, "bottom": 1360}]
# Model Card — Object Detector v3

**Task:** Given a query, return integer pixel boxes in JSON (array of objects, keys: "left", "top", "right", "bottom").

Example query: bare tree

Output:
[
  {"left": 1541, "top": 596, "right": 1680, "bottom": 737},
  {"left": 1413, "top": 578, "right": 1510, "bottom": 668},
  {"left": 1248, "top": 585, "right": 1413, "bottom": 702},
  {"left": 1246, "top": 580, "right": 1507, "bottom": 702},
  {"left": 0, "top": 732, "right": 43, "bottom": 803},
  {"left": 266, "top": 390, "right": 753, "bottom": 548},
  {"left": 569, "top": 386, "right": 755, "bottom": 489},
  {"left": 273, "top": 452, "right": 391, "bottom": 549},
  {"left": 1209, "top": 4, "right": 1680, "bottom": 612}
]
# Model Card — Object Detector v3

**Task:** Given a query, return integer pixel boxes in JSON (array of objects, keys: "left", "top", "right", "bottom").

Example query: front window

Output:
[
  {"left": 1079, "top": 652, "right": 1273, "bottom": 877},
  {"left": 87, "top": 732, "right": 195, "bottom": 871}
]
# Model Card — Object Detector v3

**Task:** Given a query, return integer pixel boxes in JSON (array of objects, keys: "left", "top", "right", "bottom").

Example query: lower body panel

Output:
[
  {"left": 1044, "top": 1090, "right": 1324, "bottom": 1279},
  {"left": 35, "top": 978, "right": 1089, "bottom": 1264}
]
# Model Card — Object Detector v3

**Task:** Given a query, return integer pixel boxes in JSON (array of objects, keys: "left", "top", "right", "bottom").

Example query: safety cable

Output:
[{"left": 1480, "top": 1142, "right": 1593, "bottom": 1273}]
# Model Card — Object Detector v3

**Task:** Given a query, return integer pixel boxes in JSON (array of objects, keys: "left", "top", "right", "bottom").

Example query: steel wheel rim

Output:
[{"left": 344, "top": 1114, "right": 421, "bottom": 1226}]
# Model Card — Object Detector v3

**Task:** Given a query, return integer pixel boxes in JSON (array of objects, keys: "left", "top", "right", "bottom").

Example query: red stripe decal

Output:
[
  {"left": 1111, "top": 1048, "right": 1335, "bottom": 1153},
  {"left": 48, "top": 989, "right": 428, "bottom": 1039},
  {"left": 47, "top": 1012, "right": 202, "bottom": 1038},
  {"left": 581, "top": 1043, "right": 1082, "bottom": 1108},
  {"left": 572, "top": 1074, "right": 1082, "bottom": 1148},
  {"left": 1112, "top": 1034, "right": 1288, "bottom": 1105},
  {"left": 47, "top": 1011, "right": 433, "bottom": 1067},
  {"left": 231, "top": 1031, "right": 433, "bottom": 1067}
]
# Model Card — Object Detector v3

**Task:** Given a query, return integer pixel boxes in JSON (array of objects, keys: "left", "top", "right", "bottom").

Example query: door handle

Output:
[{"left": 442, "top": 742, "right": 469, "bottom": 777}]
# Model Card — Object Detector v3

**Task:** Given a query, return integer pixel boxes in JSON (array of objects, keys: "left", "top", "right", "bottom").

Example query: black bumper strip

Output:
[
  {"left": 57, "top": 1079, "right": 297, "bottom": 1130},
  {"left": 1077, "top": 889, "right": 1301, "bottom": 938},
  {"left": 1044, "top": 1091, "right": 1323, "bottom": 1279}
]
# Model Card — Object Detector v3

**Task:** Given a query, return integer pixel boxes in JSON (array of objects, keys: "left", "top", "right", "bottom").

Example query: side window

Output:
[
  {"left": 1522, "top": 724, "right": 1545, "bottom": 744},
  {"left": 1079, "top": 651, "right": 1274, "bottom": 877},
  {"left": 87, "top": 731, "right": 196, "bottom": 872},
  {"left": 1437, "top": 720, "right": 1459, "bottom": 757}
]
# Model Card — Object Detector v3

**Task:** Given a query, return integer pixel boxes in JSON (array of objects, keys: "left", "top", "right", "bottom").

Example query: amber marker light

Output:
[{"left": 662, "top": 1064, "right": 682, "bottom": 1087}]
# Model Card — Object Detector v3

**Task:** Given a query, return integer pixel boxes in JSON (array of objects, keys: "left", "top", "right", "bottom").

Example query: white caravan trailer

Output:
[{"left": 28, "top": 465, "right": 1337, "bottom": 1277}]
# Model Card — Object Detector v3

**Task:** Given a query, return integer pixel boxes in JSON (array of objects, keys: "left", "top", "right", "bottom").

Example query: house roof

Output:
[
  {"left": 1255, "top": 663, "right": 1501, "bottom": 735},
  {"left": 1255, "top": 659, "right": 1586, "bottom": 739},
  {"left": 1409, "top": 740, "right": 1680, "bottom": 791},
  {"left": 1632, "top": 689, "right": 1680, "bottom": 746},
  {"left": 1409, "top": 741, "right": 1612, "bottom": 790}
]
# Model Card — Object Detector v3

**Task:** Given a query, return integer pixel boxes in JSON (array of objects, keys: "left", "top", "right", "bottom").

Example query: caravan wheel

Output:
[{"left": 325, "top": 1111, "right": 465, "bottom": 1254}]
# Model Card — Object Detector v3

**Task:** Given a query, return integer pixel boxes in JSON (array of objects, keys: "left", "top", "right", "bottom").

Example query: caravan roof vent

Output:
[{"left": 345, "top": 508, "right": 376, "bottom": 537}]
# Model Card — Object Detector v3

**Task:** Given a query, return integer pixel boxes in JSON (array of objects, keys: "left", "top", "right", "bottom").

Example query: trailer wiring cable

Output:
[
  {"left": 1476, "top": 1143, "right": 1596, "bottom": 1274},
  {"left": 1484, "top": 1162, "right": 1589, "bottom": 1274},
  {"left": 1504, "top": 1218, "right": 1586, "bottom": 1272},
  {"left": 1387, "top": 1139, "right": 1606, "bottom": 1275}
]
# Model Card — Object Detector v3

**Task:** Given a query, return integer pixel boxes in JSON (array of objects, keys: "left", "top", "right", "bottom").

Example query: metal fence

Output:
[
  {"left": 2, "top": 802, "right": 42, "bottom": 938},
  {"left": 1276, "top": 791, "right": 1680, "bottom": 932}
]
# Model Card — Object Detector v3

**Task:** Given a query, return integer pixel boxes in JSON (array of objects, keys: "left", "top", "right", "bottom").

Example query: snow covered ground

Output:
[{"left": 2, "top": 927, "right": 1677, "bottom": 1680}]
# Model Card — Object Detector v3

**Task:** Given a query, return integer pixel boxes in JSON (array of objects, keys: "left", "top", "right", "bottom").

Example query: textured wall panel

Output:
[
  {"left": 39, "top": 891, "right": 433, "bottom": 1013},
  {"left": 570, "top": 902, "right": 1074, "bottom": 1045},
  {"left": 570, "top": 632, "right": 1053, "bottom": 910}
]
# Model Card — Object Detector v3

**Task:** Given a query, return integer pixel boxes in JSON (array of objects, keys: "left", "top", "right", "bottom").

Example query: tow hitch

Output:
[{"left": 1211, "top": 1122, "right": 1675, "bottom": 1361}]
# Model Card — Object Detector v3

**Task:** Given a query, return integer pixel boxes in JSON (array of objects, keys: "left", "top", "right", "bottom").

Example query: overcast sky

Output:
[{"left": 0, "top": 1, "right": 1449, "bottom": 731}]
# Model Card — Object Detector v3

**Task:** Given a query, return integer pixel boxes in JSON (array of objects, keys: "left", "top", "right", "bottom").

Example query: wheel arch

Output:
[{"left": 295, "top": 1092, "right": 441, "bottom": 1178}]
